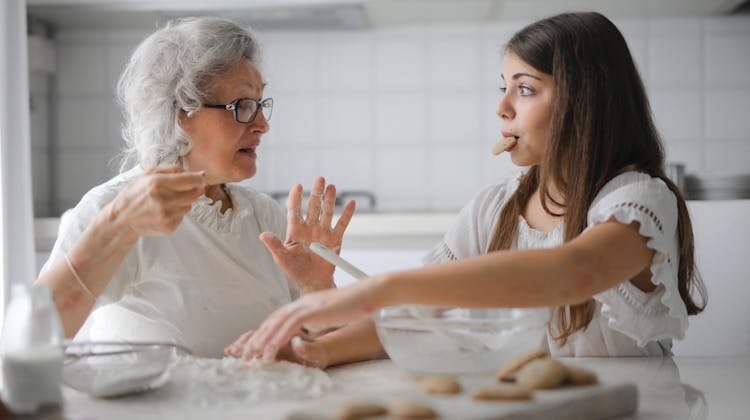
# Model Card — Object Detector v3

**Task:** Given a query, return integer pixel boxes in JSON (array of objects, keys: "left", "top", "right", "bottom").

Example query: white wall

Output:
[{"left": 33, "top": 15, "right": 750, "bottom": 215}]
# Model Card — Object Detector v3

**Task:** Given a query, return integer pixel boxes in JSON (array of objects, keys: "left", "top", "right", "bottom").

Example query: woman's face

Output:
[
  {"left": 180, "top": 59, "right": 269, "bottom": 185},
  {"left": 497, "top": 52, "right": 554, "bottom": 167}
]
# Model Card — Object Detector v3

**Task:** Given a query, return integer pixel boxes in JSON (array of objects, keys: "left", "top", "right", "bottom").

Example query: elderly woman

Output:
[{"left": 34, "top": 17, "right": 353, "bottom": 357}]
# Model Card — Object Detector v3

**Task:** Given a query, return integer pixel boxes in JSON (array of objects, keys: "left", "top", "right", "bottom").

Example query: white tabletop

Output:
[{"left": 18, "top": 355, "right": 749, "bottom": 419}]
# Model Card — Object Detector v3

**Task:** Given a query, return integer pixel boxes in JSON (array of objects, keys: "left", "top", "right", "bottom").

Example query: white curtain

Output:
[{"left": 0, "top": 0, "right": 35, "bottom": 330}]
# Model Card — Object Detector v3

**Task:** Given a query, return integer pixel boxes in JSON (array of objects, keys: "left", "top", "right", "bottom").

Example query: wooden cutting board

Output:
[{"left": 287, "top": 381, "right": 637, "bottom": 419}]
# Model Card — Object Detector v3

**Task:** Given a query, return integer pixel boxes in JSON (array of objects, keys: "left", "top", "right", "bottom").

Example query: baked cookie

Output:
[
  {"left": 516, "top": 357, "right": 568, "bottom": 390},
  {"left": 492, "top": 136, "right": 517, "bottom": 155},
  {"left": 472, "top": 384, "right": 533, "bottom": 401},
  {"left": 496, "top": 348, "right": 549, "bottom": 381},
  {"left": 417, "top": 375, "right": 462, "bottom": 395},
  {"left": 337, "top": 402, "right": 387, "bottom": 420},
  {"left": 565, "top": 365, "right": 599, "bottom": 386},
  {"left": 389, "top": 400, "right": 437, "bottom": 418}
]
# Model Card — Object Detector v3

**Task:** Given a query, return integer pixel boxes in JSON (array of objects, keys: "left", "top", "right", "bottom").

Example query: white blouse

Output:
[
  {"left": 40, "top": 167, "right": 298, "bottom": 357},
  {"left": 423, "top": 171, "right": 687, "bottom": 357}
]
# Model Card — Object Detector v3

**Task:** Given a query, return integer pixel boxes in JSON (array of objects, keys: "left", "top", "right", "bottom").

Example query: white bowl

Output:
[
  {"left": 62, "top": 341, "right": 190, "bottom": 397},
  {"left": 374, "top": 306, "right": 549, "bottom": 375}
]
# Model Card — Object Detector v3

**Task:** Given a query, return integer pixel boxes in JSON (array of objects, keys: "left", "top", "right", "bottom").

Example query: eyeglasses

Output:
[{"left": 203, "top": 97, "right": 273, "bottom": 124}]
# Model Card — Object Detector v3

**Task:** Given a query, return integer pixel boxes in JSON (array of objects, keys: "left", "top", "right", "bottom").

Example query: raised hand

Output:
[{"left": 260, "top": 176, "right": 355, "bottom": 293}]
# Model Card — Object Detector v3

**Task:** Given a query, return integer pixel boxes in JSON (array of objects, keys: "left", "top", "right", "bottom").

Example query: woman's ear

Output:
[{"left": 177, "top": 108, "right": 191, "bottom": 129}]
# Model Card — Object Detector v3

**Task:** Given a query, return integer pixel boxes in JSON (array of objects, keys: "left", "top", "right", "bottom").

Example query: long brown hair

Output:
[{"left": 488, "top": 12, "right": 707, "bottom": 344}]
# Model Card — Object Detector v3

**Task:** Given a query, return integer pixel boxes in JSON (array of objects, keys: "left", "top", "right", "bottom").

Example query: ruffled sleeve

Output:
[
  {"left": 423, "top": 173, "right": 522, "bottom": 265},
  {"left": 587, "top": 172, "right": 688, "bottom": 346}
]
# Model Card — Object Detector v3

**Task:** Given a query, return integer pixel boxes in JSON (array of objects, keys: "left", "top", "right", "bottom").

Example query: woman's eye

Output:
[
  {"left": 499, "top": 86, "right": 507, "bottom": 94},
  {"left": 519, "top": 85, "right": 534, "bottom": 96}
]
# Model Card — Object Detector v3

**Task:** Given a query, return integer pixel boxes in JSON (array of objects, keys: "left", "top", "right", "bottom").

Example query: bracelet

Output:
[{"left": 63, "top": 253, "right": 96, "bottom": 301}]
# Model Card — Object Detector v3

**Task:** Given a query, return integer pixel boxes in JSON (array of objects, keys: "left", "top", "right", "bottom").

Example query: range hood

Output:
[{"left": 27, "top": 0, "right": 750, "bottom": 31}]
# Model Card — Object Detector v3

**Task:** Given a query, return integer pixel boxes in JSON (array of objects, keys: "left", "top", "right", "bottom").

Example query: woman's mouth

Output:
[
  {"left": 238, "top": 146, "right": 257, "bottom": 157},
  {"left": 492, "top": 136, "right": 518, "bottom": 155},
  {"left": 237, "top": 147, "right": 258, "bottom": 159}
]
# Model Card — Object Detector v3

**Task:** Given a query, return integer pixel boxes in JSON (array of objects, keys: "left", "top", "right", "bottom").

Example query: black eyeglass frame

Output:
[{"left": 203, "top": 97, "right": 273, "bottom": 124}]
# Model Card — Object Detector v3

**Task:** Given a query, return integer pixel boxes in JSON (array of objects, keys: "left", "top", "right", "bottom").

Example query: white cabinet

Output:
[{"left": 673, "top": 200, "right": 750, "bottom": 356}]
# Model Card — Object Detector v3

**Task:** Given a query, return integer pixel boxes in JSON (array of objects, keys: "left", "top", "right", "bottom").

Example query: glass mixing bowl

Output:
[
  {"left": 62, "top": 341, "right": 191, "bottom": 397},
  {"left": 374, "top": 306, "right": 549, "bottom": 375}
]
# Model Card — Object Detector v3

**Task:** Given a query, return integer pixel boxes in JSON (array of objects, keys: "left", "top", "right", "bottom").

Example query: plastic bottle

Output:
[{"left": 1, "top": 284, "right": 64, "bottom": 414}]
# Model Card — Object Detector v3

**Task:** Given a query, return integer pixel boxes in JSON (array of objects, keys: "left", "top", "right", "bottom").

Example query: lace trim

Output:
[
  {"left": 613, "top": 282, "right": 669, "bottom": 317},
  {"left": 609, "top": 202, "right": 675, "bottom": 269},
  {"left": 440, "top": 241, "right": 458, "bottom": 261},
  {"left": 189, "top": 188, "right": 251, "bottom": 235},
  {"left": 591, "top": 203, "right": 687, "bottom": 345},
  {"left": 518, "top": 216, "right": 563, "bottom": 241},
  {"left": 611, "top": 202, "right": 664, "bottom": 234}
]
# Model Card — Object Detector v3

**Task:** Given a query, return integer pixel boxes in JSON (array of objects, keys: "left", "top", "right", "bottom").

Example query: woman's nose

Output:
[
  {"left": 251, "top": 111, "right": 270, "bottom": 133},
  {"left": 496, "top": 95, "right": 514, "bottom": 121}
]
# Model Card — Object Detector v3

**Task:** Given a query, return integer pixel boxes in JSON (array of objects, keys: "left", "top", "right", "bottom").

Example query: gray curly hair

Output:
[{"left": 116, "top": 16, "right": 261, "bottom": 169}]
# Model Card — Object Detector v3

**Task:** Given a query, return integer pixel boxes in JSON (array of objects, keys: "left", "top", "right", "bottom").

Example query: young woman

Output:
[{"left": 226, "top": 11, "right": 707, "bottom": 364}]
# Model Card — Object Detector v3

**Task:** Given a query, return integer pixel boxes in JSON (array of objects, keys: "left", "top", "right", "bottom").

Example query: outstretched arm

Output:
[
  {"left": 386, "top": 218, "right": 654, "bottom": 308},
  {"left": 233, "top": 218, "right": 654, "bottom": 361}
]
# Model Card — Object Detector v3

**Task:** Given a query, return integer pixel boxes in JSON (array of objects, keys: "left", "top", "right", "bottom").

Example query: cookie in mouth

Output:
[{"left": 492, "top": 136, "right": 518, "bottom": 155}]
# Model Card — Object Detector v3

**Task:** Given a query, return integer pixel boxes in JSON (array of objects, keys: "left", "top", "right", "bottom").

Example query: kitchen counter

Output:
[
  {"left": 23, "top": 355, "right": 750, "bottom": 419},
  {"left": 33, "top": 212, "right": 457, "bottom": 252}
]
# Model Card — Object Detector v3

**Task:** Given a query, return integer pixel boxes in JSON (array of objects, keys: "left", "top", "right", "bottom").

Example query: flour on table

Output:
[{"left": 159, "top": 356, "right": 333, "bottom": 407}]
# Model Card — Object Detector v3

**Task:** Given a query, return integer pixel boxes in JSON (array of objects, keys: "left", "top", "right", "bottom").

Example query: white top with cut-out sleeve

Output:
[
  {"left": 423, "top": 171, "right": 686, "bottom": 356},
  {"left": 40, "top": 166, "right": 298, "bottom": 357}
]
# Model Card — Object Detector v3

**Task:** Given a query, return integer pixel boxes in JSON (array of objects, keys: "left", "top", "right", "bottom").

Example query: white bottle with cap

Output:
[{"left": 1, "top": 283, "right": 64, "bottom": 414}]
